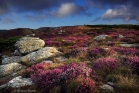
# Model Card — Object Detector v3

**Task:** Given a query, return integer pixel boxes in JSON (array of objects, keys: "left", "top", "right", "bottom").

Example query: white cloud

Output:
[
  {"left": 51, "top": 2, "right": 78, "bottom": 17},
  {"left": 101, "top": 5, "right": 139, "bottom": 21}
]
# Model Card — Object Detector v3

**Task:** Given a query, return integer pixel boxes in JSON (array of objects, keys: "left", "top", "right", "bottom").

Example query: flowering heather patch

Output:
[
  {"left": 120, "top": 37, "right": 133, "bottom": 42},
  {"left": 107, "top": 42, "right": 115, "bottom": 46},
  {"left": 113, "top": 47, "right": 139, "bottom": 56},
  {"left": 42, "top": 34, "right": 91, "bottom": 47},
  {"left": 31, "top": 62, "right": 92, "bottom": 89},
  {"left": 21, "top": 62, "right": 50, "bottom": 78},
  {"left": 126, "top": 56, "right": 139, "bottom": 74},
  {"left": 75, "top": 78, "right": 96, "bottom": 93},
  {"left": 88, "top": 47, "right": 107, "bottom": 58},
  {"left": 65, "top": 48, "right": 87, "bottom": 58},
  {"left": 93, "top": 57, "right": 119, "bottom": 72}
]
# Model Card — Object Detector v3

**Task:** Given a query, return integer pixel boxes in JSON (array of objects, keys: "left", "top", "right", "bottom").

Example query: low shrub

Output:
[
  {"left": 75, "top": 78, "right": 96, "bottom": 93},
  {"left": 65, "top": 57, "right": 81, "bottom": 64},
  {"left": 126, "top": 56, "right": 139, "bottom": 75},
  {"left": 65, "top": 48, "right": 87, "bottom": 58},
  {"left": 116, "top": 74, "right": 139, "bottom": 93},
  {"left": 21, "top": 62, "right": 51, "bottom": 78},
  {"left": 31, "top": 62, "right": 92, "bottom": 92},
  {"left": 93, "top": 57, "right": 119, "bottom": 73},
  {"left": 88, "top": 47, "right": 107, "bottom": 59},
  {"left": 113, "top": 47, "right": 139, "bottom": 56}
]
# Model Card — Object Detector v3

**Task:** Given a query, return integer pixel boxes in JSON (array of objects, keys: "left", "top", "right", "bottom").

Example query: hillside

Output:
[{"left": 0, "top": 25, "right": 139, "bottom": 93}]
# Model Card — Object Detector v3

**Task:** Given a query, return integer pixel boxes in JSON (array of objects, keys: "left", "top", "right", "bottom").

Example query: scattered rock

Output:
[
  {"left": 119, "top": 44, "right": 139, "bottom": 48},
  {"left": 30, "top": 34, "right": 35, "bottom": 36},
  {"left": 0, "top": 63, "right": 24, "bottom": 78},
  {"left": 2, "top": 56, "right": 21, "bottom": 65},
  {"left": 21, "top": 47, "right": 62, "bottom": 66},
  {"left": 55, "top": 56, "right": 68, "bottom": 63},
  {"left": 118, "top": 34, "right": 125, "bottom": 38},
  {"left": 100, "top": 84, "right": 115, "bottom": 93},
  {"left": 0, "top": 76, "right": 33, "bottom": 89},
  {"left": 14, "top": 37, "right": 45, "bottom": 54},
  {"left": 94, "top": 35, "right": 108, "bottom": 41},
  {"left": 41, "top": 60, "right": 53, "bottom": 64},
  {"left": 107, "top": 82, "right": 115, "bottom": 86}
]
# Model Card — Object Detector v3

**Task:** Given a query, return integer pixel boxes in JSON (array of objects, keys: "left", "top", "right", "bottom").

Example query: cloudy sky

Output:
[{"left": 0, "top": 0, "right": 139, "bottom": 29}]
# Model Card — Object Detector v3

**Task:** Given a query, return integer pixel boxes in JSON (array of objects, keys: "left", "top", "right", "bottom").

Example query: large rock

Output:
[
  {"left": 14, "top": 37, "right": 45, "bottom": 54},
  {"left": 94, "top": 35, "right": 108, "bottom": 41},
  {"left": 21, "top": 47, "right": 62, "bottom": 66},
  {"left": 7, "top": 76, "right": 33, "bottom": 88},
  {"left": 2, "top": 56, "right": 21, "bottom": 65},
  {"left": 0, "top": 76, "right": 33, "bottom": 89},
  {"left": 0, "top": 69, "right": 25, "bottom": 84},
  {"left": 0, "top": 63, "right": 24, "bottom": 78}
]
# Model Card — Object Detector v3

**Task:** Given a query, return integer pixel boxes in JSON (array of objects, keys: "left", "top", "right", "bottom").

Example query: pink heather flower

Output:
[
  {"left": 88, "top": 47, "right": 107, "bottom": 58},
  {"left": 31, "top": 62, "right": 93, "bottom": 89},
  {"left": 126, "top": 56, "right": 139, "bottom": 69},
  {"left": 93, "top": 57, "right": 119, "bottom": 72},
  {"left": 113, "top": 47, "right": 139, "bottom": 56},
  {"left": 75, "top": 78, "right": 96, "bottom": 93}
]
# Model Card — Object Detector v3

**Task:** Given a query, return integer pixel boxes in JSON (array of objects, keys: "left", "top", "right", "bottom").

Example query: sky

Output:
[{"left": 0, "top": 0, "right": 139, "bottom": 29}]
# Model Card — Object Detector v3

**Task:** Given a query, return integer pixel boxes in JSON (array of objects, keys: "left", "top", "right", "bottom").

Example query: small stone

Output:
[
  {"left": 118, "top": 34, "right": 125, "bottom": 38},
  {"left": 107, "top": 82, "right": 115, "bottom": 86},
  {"left": 55, "top": 56, "right": 68, "bottom": 62},
  {"left": 41, "top": 60, "right": 53, "bottom": 64},
  {"left": 94, "top": 35, "right": 108, "bottom": 41},
  {"left": 100, "top": 84, "right": 115, "bottom": 93}
]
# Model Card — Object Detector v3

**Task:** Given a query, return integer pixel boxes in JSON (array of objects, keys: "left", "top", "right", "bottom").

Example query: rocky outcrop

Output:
[
  {"left": 14, "top": 37, "right": 45, "bottom": 54},
  {"left": 94, "top": 35, "right": 108, "bottom": 41},
  {"left": 2, "top": 56, "right": 21, "bottom": 65},
  {"left": 0, "top": 63, "right": 25, "bottom": 78},
  {"left": 0, "top": 76, "right": 33, "bottom": 89},
  {"left": 21, "top": 47, "right": 62, "bottom": 66}
]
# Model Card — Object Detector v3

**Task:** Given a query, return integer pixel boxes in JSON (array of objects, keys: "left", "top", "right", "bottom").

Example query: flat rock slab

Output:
[
  {"left": 0, "top": 63, "right": 24, "bottom": 78},
  {"left": 14, "top": 37, "right": 45, "bottom": 54},
  {"left": 0, "top": 76, "right": 33, "bottom": 89},
  {"left": 119, "top": 44, "right": 139, "bottom": 48},
  {"left": 2, "top": 56, "right": 21, "bottom": 65},
  {"left": 21, "top": 47, "right": 62, "bottom": 66}
]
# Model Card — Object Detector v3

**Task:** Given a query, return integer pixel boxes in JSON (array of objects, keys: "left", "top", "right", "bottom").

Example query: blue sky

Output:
[{"left": 0, "top": 0, "right": 139, "bottom": 29}]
